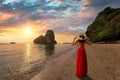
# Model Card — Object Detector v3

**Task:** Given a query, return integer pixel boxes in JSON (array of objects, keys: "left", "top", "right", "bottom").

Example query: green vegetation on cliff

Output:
[{"left": 86, "top": 7, "right": 120, "bottom": 42}]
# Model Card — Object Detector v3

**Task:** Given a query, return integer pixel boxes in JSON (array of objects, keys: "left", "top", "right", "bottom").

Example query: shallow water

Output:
[{"left": 0, "top": 43, "right": 74, "bottom": 79}]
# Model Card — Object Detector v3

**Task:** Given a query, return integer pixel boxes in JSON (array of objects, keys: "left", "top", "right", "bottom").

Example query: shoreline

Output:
[
  {"left": 93, "top": 40, "right": 120, "bottom": 44},
  {"left": 3, "top": 44, "right": 120, "bottom": 80},
  {"left": 32, "top": 44, "right": 120, "bottom": 80},
  {"left": 7, "top": 46, "right": 76, "bottom": 80},
  {"left": 31, "top": 48, "right": 77, "bottom": 80}
]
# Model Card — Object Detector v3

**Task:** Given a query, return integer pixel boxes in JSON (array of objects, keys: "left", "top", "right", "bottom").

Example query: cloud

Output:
[
  {"left": 0, "top": 12, "right": 16, "bottom": 21},
  {"left": 84, "top": 0, "right": 120, "bottom": 9},
  {"left": 0, "top": 0, "right": 82, "bottom": 28},
  {"left": 0, "top": 14, "right": 27, "bottom": 27},
  {"left": 0, "top": 0, "right": 120, "bottom": 42}
]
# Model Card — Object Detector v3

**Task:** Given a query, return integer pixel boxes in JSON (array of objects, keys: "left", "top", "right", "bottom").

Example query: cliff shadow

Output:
[{"left": 44, "top": 44, "right": 55, "bottom": 56}]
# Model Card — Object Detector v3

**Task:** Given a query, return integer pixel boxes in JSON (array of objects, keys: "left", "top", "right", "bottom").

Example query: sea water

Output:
[{"left": 0, "top": 43, "right": 74, "bottom": 79}]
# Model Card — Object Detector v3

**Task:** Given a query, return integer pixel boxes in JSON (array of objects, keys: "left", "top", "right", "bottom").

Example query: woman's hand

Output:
[
  {"left": 74, "top": 36, "right": 77, "bottom": 40},
  {"left": 72, "top": 36, "right": 78, "bottom": 46}
]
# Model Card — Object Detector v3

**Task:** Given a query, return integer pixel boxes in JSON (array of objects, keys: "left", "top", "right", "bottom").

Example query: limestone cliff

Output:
[
  {"left": 33, "top": 30, "right": 57, "bottom": 44},
  {"left": 86, "top": 7, "right": 120, "bottom": 42}
]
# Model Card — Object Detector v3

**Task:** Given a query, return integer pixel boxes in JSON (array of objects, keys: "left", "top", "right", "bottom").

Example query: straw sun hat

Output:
[{"left": 77, "top": 33, "right": 87, "bottom": 41}]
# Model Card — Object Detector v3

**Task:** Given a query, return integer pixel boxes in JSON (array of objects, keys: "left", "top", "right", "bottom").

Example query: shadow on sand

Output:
[{"left": 78, "top": 75, "right": 92, "bottom": 80}]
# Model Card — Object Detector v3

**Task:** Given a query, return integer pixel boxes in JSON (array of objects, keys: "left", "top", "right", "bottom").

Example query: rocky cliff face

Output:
[
  {"left": 86, "top": 7, "right": 120, "bottom": 42},
  {"left": 33, "top": 30, "right": 57, "bottom": 44}
]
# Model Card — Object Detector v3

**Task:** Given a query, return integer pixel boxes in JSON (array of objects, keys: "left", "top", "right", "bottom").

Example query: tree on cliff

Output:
[{"left": 86, "top": 7, "right": 120, "bottom": 42}]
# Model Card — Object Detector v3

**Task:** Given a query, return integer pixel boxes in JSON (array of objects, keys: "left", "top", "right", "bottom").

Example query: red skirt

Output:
[{"left": 76, "top": 48, "right": 87, "bottom": 77}]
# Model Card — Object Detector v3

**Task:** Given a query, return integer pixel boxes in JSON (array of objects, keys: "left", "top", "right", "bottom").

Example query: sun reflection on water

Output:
[
  {"left": 20, "top": 43, "right": 32, "bottom": 72},
  {"left": 25, "top": 43, "right": 31, "bottom": 62}
]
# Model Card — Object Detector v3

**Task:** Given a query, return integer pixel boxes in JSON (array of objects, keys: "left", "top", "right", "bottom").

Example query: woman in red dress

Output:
[{"left": 72, "top": 33, "right": 91, "bottom": 77}]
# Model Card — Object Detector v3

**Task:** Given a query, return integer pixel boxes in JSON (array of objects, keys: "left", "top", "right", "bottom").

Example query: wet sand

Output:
[{"left": 31, "top": 44, "right": 120, "bottom": 80}]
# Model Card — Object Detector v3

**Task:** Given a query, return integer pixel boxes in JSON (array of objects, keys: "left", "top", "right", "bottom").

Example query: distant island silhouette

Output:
[{"left": 10, "top": 42, "right": 16, "bottom": 44}]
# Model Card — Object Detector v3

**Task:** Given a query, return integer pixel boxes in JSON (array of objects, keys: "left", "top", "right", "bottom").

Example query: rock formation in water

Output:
[
  {"left": 86, "top": 7, "right": 120, "bottom": 42},
  {"left": 33, "top": 30, "right": 57, "bottom": 44}
]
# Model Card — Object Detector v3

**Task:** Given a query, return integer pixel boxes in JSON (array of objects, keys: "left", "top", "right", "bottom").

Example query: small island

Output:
[
  {"left": 10, "top": 42, "right": 16, "bottom": 44},
  {"left": 33, "top": 30, "right": 57, "bottom": 44}
]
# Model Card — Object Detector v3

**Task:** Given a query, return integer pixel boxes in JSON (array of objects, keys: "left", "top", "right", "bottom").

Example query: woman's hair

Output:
[{"left": 77, "top": 33, "right": 86, "bottom": 43}]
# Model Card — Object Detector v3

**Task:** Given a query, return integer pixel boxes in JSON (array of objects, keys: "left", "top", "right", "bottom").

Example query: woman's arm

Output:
[
  {"left": 72, "top": 36, "right": 78, "bottom": 46},
  {"left": 85, "top": 37, "right": 92, "bottom": 45}
]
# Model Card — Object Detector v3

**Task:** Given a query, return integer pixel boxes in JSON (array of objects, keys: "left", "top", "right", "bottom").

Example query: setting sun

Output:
[{"left": 23, "top": 27, "right": 33, "bottom": 37}]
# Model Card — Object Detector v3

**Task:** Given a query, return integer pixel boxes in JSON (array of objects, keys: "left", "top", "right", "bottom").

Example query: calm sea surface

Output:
[{"left": 0, "top": 43, "right": 74, "bottom": 79}]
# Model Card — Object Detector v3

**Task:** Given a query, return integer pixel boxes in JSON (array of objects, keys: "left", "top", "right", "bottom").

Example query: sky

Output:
[{"left": 0, "top": 0, "right": 120, "bottom": 43}]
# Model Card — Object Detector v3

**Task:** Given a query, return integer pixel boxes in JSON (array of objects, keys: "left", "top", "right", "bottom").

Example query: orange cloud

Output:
[
  {"left": 79, "top": 11, "right": 96, "bottom": 18},
  {"left": 0, "top": 12, "right": 16, "bottom": 21},
  {"left": 81, "top": 0, "right": 90, "bottom": 5}
]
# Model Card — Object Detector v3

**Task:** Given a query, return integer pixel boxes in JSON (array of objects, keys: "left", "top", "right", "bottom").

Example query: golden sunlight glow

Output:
[
  {"left": 0, "top": 21, "right": 75, "bottom": 43},
  {"left": 23, "top": 27, "right": 33, "bottom": 37},
  {"left": 0, "top": 22, "right": 40, "bottom": 43}
]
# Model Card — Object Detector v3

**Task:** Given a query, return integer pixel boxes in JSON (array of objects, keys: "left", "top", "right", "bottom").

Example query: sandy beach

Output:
[{"left": 30, "top": 44, "right": 120, "bottom": 80}]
